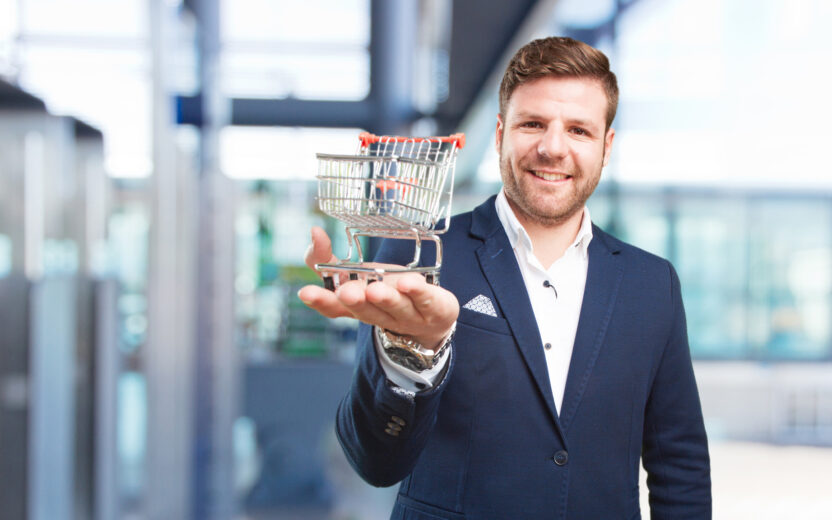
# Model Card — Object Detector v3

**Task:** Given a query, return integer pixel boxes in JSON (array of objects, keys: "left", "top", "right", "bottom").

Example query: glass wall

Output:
[
  {"left": 586, "top": 187, "right": 832, "bottom": 361},
  {"left": 219, "top": 0, "right": 370, "bottom": 101},
  {"left": 672, "top": 195, "right": 749, "bottom": 358},
  {"left": 613, "top": 0, "right": 832, "bottom": 190},
  {"left": 232, "top": 178, "right": 398, "bottom": 518},
  {"left": 233, "top": 179, "right": 359, "bottom": 361},
  {"left": 0, "top": 234, "right": 11, "bottom": 277},
  {"left": 107, "top": 196, "right": 151, "bottom": 506},
  {"left": 745, "top": 199, "right": 832, "bottom": 359}
]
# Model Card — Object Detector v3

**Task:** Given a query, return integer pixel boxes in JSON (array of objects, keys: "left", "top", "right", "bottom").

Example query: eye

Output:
[
  {"left": 520, "top": 121, "right": 543, "bottom": 129},
  {"left": 570, "top": 127, "right": 588, "bottom": 136}
]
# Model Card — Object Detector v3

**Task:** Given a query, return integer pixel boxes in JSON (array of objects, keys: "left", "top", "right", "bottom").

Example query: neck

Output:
[{"left": 507, "top": 200, "right": 585, "bottom": 269}]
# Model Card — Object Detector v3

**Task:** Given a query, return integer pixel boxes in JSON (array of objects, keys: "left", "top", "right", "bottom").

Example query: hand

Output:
[{"left": 298, "top": 227, "right": 459, "bottom": 349}]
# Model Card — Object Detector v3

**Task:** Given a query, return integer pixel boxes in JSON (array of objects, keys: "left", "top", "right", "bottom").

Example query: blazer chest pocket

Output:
[{"left": 457, "top": 307, "right": 511, "bottom": 336}]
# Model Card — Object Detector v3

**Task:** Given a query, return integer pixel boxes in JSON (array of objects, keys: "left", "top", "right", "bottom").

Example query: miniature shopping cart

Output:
[{"left": 315, "top": 131, "right": 465, "bottom": 291}]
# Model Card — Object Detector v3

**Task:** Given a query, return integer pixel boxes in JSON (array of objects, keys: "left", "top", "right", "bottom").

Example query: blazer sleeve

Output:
[
  {"left": 642, "top": 262, "right": 712, "bottom": 519},
  {"left": 334, "top": 237, "right": 454, "bottom": 487}
]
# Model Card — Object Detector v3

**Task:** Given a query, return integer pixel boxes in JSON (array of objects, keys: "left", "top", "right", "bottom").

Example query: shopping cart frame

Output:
[{"left": 314, "top": 132, "right": 464, "bottom": 290}]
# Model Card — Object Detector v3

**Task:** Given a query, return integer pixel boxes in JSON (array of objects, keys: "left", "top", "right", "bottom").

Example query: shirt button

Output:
[
  {"left": 391, "top": 416, "right": 406, "bottom": 426},
  {"left": 384, "top": 427, "right": 400, "bottom": 437},
  {"left": 553, "top": 450, "right": 568, "bottom": 466},
  {"left": 544, "top": 343, "right": 552, "bottom": 350}
]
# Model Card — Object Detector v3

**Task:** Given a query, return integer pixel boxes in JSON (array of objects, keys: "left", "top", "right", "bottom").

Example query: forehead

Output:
[{"left": 505, "top": 76, "right": 608, "bottom": 124}]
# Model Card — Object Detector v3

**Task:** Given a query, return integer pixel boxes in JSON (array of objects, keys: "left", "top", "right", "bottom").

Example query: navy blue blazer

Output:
[{"left": 335, "top": 196, "right": 711, "bottom": 519}]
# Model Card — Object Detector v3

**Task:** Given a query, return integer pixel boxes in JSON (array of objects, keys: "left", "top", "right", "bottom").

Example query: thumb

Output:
[{"left": 305, "top": 226, "right": 338, "bottom": 271}]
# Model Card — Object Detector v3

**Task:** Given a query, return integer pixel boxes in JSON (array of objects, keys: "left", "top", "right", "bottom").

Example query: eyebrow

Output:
[
  {"left": 511, "top": 110, "right": 542, "bottom": 121},
  {"left": 565, "top": 116, "right": 590, "bottom": 126}
]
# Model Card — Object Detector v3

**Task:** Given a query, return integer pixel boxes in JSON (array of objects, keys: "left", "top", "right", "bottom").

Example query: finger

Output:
[
  {"left": 335, "top": 280, "right": 399, "bottom": 328},
  {"left": 396, "top": 275, "right": 459, "bottom": 323},
  {"left": 393, "top": 274, "right": 433, "bottom": 318},
  {"left": 304, "top": 226, "right": 338, "bottom": 272},
  {"left": 297, "top": 285, "right": 353, "bottom": 319},
  {"left": 363, "top": 278, "right": 421, "bottom": 322},
  {"left": 377, "top": 277, "right": 457, "bottom": 347},
  {"left": 364, "top": 279, "right": 455, "bottom": 347}
]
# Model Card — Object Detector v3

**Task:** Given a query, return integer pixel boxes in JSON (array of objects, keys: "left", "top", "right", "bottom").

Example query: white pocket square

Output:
[{"left": 462, "top": 294, "right": 498, "bottom": 317}]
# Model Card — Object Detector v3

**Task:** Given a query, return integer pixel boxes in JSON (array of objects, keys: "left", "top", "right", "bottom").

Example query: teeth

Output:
[{"left": 532, "top": 171, "right": 569, "bottom": 181}]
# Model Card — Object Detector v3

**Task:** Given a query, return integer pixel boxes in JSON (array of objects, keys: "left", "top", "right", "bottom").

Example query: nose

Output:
[{"left": 537, "top": 125, "right": 567, "bottom": 159}]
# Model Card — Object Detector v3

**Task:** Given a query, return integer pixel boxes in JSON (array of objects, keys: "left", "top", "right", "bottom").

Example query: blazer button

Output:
[{"left": 553, "top": 450, "right": 568, "bottom": 466}]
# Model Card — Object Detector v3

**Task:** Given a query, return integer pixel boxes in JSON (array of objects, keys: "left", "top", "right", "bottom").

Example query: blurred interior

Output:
[{"left": 1, "top": 0, "right": 832, "bottom": 519}]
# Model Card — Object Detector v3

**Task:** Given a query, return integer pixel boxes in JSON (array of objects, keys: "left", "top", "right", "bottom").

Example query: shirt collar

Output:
[{"left": 495, "top": 188, "right": 593, "bottom": 260}]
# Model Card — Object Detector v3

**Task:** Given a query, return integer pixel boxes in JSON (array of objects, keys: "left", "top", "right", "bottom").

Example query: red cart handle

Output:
[{"left": 359, "top": 132, "right": 465, "bottom": 149}]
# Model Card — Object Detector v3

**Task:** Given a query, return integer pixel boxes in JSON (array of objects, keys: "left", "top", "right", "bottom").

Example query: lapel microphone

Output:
[{"left": 543, "top": 280, "right": 558, "bottom": 299}]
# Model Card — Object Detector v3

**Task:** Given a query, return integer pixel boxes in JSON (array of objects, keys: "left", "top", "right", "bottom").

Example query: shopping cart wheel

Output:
[
  {"left": 323, "top": 275, "right": 335, "bottom": 291},
  {"left": 349, "top": 273, "right": 358, "bottom": 281},
  {"left": 425, "top": 273, "right": 438, "bottom": 285}
]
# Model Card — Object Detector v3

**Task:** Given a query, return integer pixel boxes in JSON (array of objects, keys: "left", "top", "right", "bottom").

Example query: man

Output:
[{"left": 299, "top": 37, "right": 711, "bottom": 519}]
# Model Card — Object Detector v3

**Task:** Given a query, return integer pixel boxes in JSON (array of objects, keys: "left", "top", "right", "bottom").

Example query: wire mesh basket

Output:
[{"left": 315, "top": 132, "right": 465, "bottom": 290}]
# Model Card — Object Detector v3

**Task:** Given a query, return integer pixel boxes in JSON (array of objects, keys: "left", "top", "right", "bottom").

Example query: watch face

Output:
[{"left": 385, "top": 345, "right": 430, "bottom": 372}]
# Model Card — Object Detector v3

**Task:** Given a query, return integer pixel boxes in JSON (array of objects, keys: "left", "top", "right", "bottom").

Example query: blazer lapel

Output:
[
  {"left": 471, "top": 198, "right": 563, "bottom": 436},
  {"left": 559, "top": 226, "right": 623, "bottom": 434}
]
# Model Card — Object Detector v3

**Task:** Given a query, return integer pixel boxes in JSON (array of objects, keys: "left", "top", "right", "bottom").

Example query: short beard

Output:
[{"left": 499, "top": 153, "right": 597, "bottom": 228}]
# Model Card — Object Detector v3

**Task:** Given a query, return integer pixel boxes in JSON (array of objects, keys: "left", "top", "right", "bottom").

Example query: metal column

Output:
[
  {"left": 145, "top": 1, "right": 196, "bottom": 518},
  {"left": 190, "top": 0, "right": 237, "bottom": 518},
  {"left": 0, "top": 105, "right": 79, "bottom": 520},
  {"left": 369, "top": 0, "right": 418, "bottom": 135}
]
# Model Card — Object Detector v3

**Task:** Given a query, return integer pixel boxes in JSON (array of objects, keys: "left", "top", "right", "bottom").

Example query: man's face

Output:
[{"left": 496, "top": 76, "right": 615, "bottom": 227}]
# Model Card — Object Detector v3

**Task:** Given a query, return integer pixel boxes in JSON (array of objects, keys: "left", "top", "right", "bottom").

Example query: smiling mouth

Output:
[{"left": 530, "top": 170, "right": 571, "bottom": 181}]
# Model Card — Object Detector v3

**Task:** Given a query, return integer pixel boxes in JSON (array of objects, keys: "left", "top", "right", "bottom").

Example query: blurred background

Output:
[{"left": 1, "top": 0, "right": 831, "bottom": 519}]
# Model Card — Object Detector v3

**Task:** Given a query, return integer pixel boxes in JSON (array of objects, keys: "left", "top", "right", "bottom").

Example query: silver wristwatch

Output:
[{"left": 376, "top": 323, "right": 456, "bottom": 372}]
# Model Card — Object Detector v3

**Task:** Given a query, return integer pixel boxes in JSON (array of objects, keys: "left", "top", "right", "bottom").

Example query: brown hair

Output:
[{"left": 499, "top": 36, "right": 619, "bottom": 130}]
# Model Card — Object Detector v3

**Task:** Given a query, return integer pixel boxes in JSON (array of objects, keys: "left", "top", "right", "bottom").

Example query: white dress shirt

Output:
[
  {"left": 377, "top": 190, "right": 592, "bottom": 411},
  {"left": 494, "top": 189, "right": 592, "bottom": 414}
]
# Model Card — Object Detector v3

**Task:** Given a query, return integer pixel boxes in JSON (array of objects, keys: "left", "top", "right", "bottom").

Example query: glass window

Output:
[
  {"left": 17, "top": 46, "right": 152, "bottom": 178},
  {"left": 746, "top": 199, "right": 832, "bottom": 360},
  {"left": 614, "top": 0, "right": 832, "bottom": 189},
  {"left": 220, "top": 0, "right": 370, "bottom": 100},
  {"left": 18, "top": 0, "right": 146, "bottom": 38},
  {"left": 0, "top": 0, "right": 18, "bottom": 76},
  {"left": 233, "top": 176, "right": 399, "bottom": 518},
  {"left": 220, "top": 126, "right": 361, "bottom": 180},
  {"left": 0, "top": 234, "right": 10, "bottom": 277},
  {"left": 606, "top": 190, "right": 670, "bottom": 258},
  {"left": 234, "top": 177, "right": 361, "bottom": 356},
  {"left": 220, "top": 49, "right": 370, "bottom": 101},
  {"left": 588, "top": 188, "right": 832, "bottom": 361},
  {"left": 673, "top": 196, "right": 748, "bottom": 358},
  {"left": 117, "top": 371, "right": 147, "bottom": 503},
  {"left": 11, "top": 0, "right": 154, "bottom": 178}
]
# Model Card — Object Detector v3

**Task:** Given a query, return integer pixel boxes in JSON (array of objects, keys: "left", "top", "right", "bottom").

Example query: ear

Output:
[
  {"left": 495, "top": 115, "right": 504, "bottom": 152},
  {"left": 602, "top": 128, "right": 615, "bottom": 167}
]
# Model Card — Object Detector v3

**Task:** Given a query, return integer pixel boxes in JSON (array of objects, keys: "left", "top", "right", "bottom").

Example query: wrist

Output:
[
  {"left": 415, "top": 326, "right": 456, "bottom": 351},
  {"left": 376, "top": 323, "right": 456, "bottom": 372}
]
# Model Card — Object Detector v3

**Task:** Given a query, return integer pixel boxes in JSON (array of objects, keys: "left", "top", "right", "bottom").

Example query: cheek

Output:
[
  {"left": 577, "top": 143, "right": 606, "bottom": 165},
  {"left": 508, "top": 137, "right": 537, "bottom": 161}
]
